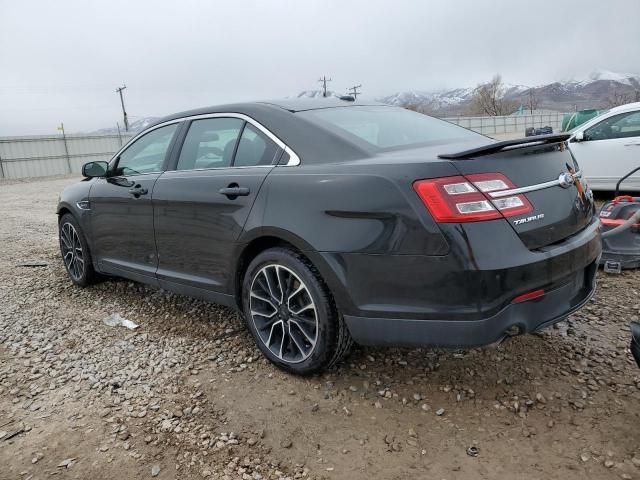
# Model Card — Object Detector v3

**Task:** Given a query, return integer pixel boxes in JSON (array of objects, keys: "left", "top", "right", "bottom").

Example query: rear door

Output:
[
  {"left": 570, "top": 110, "right": 640, "bottom": 190},
  {"left": 153, "top": 116, "right": 281, "bottom": 293},
  {"left": 450, "top": 141, "right": 595, "bottom": 249},
  {"left": 90, "top": 123, "right": 180, "bottom": 282}
]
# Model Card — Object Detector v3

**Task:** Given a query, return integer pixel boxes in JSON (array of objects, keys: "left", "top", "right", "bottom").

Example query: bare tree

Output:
[
  {"left": 470, "top": 74, "right": 518, "bottom": 116},
  {"left": 525, "top": 88, "right": 540, "bottom": 114},
  {"left": 605, "top": 89, "right": 634, "bottom": 108}
]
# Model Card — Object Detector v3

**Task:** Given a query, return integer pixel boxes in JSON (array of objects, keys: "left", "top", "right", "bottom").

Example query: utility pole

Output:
[
  {"left": 116, "top": 84, "right": 129, "bottom": 132},
  {"left": 347, "top": 84, "right": 362, "bottom": 100},
  {"left": 318, "top": 76, "right": 332, "bottom": 97}
]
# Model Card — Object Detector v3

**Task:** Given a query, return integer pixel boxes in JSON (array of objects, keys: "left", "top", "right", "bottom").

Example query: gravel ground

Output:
[{"left": 1, "top": 176, "right": 639, "bottom": 480}]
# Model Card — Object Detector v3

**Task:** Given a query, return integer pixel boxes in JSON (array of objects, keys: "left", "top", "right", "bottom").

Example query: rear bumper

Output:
[
  {"left": 344, "top": 259, "right": 597, "bottom": 348},
  {"left": 318, "top": 218, "right": 601, "bottom": 348}
]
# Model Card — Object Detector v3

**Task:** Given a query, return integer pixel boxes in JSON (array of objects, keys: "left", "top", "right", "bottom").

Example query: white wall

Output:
[
  {"left": 0, "top": 134, "right": 133, "bottom": 179},
  {"left": 0, "top": 113, "right": 565, "bottom": 180}
]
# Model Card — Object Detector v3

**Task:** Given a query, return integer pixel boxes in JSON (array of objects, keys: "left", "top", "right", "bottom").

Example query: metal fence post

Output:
[
  {"left": 58, "top": 123, "right": 72, "bottom": 173},
  {"left": 117, "top": 122, "right": 123, "bottom": 147},
  {"left": 0, "top": 153, "right": 5, "bottom": 179}
]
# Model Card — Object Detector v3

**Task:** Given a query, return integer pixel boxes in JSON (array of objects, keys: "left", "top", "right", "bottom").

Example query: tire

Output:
[
  {"left": 58, "top": 213, "right": 100, "bottom": 287},
  {"left": 242, "top": 247, "right": 352, "bottom": 375}
]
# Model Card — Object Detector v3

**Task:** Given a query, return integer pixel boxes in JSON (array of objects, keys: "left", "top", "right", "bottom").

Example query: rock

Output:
[
  {"left": 580, "top": 453, "right": 590, "bottom": 462},
  {"left": 161, "top": 419, "right": 173, "bottom": 432},
  {"left": 58, "top": 458, "right": 76, "bottom": 468},
  {"left": 151, "top": 464, "right": 161, "bottom": 477},
  {"left": 436, "top": 408, "right": 445, "bottom": 416},
  {"left": 280, "top": 439, "right": 292, "bottom": 449},
  {"left": 604, "top": 460, "right": 615, "bottom": 468},
  {"left": 247, "top": 438, "right": 258, "bottom": 446},
  {"left": 311, "top": 403, "right": 319, "bottom": 412}
]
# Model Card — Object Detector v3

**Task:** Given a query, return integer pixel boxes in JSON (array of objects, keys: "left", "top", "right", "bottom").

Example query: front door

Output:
[
  {"left": 90, "top": 123, "right": 180, "bottom": 283},
  {"left": 572, "top": 110, "right": 640, "bottom": 190},
  {"left": 153, "top": 117, "right": 281, "bottom": 294}
]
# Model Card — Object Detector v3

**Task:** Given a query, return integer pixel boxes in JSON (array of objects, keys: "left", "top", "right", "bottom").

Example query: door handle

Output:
[
  {"left": 218, "top": 185, "right": 250, "bottom": 198},
  {"left": 129, "top": 185, "right": 148, "bottom": 197}
]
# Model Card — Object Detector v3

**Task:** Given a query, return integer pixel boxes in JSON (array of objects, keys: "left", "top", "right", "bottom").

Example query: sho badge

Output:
[{"left": 514, "top": 213, "right": 545, "bottom": 225}]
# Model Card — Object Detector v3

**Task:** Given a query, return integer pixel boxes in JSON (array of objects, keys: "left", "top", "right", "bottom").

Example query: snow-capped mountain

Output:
[
  {"left": 92, "top": 117, "right": 159, "bottom": 135},
  {"left": 91, "top": 70, "right": 640, "bottom": 133},
  {"left": 378, "top": 70, "right": 640, "bottom": 114}
]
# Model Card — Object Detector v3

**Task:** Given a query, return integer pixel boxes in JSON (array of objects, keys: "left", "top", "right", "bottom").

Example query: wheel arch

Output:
[
  {"left": 234, "top": 228, "right": 352, "bottom": 314},
  {"left": 57, "top": 204, "right": 74, "bottom": 220}
]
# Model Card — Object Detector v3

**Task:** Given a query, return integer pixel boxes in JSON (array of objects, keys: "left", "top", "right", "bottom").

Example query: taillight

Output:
[{"left": 413, "top": 173, "right": 533, "bottom": 223}]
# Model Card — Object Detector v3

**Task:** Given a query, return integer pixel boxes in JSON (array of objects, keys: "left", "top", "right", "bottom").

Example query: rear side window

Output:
[
  {"left": 298, "top": 106, "right": 484, "bottom": 150},
  {"left": 234, "top": 124, "right": 279, "bottom": 167},
  {"left": 177, "top": 118, "right": 244, "bottom": 170}
]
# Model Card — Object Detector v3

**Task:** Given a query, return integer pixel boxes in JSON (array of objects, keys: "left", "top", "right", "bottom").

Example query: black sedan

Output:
[{"left": 57, "top": 99, "right": 601, "bottom": 374}]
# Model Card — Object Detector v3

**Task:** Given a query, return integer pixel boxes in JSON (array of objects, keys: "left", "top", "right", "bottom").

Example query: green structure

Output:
[{"left": 562, "top": 109, "right": 607, "bottom": 131}]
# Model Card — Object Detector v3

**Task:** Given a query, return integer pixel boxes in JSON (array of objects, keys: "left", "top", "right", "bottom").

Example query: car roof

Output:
[
  {"left": 608, "top": 101, "right": 640, "bottom": 114},
  {"left": 153, "top": 98, "right": 390, "bottom": 125},
  {"left": 257, "top": 98, "right": 388, "bottom": 112}
]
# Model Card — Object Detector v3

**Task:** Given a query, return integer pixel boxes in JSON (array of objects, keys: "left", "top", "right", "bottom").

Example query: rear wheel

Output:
[
  {"left": 242, "top": 247, "right": 352, "bottom": 374},
  {"left": 59, "top": 213, "right": 100, "bottom": 287}
]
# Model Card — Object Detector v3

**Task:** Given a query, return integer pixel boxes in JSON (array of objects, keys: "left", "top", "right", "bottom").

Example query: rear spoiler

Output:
[{"left": 438, "top": 133, "right": 571, "bottom": 160}]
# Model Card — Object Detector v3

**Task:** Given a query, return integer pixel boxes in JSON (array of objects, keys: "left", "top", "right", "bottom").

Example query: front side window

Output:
[
  {"left": 176, "top": 118, "right": 244, "bottom": 170},
  {"left": 115, "top": 124, "right": 179, "bottom": 176},
  {"left": 234, "top": 124, "right": 279, "bottom": 167},
  {"left": 584, "top": 111, "right": 640, "bottom": 141},
  {"left": 297, "top": 106, "right": 484, "bottom": 150}
]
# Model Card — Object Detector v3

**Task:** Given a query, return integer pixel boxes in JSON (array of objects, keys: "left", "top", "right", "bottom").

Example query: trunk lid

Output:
[{"left": 441, "top": 136, "right": 595, "bottom": 249}]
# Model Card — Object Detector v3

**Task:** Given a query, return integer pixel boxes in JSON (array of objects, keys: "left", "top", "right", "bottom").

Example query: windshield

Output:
[{"left": 297, "top": 105, "right": 484, "bottom": 150}]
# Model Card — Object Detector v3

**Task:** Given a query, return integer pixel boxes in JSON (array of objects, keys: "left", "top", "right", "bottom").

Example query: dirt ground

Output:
[{"left": 1, "top": 176, "right": 639, "bottom": 480}]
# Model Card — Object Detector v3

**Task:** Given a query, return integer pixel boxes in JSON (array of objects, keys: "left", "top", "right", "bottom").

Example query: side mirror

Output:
[
  {"left": 573, "top": 131, "right": 585, "bottom": 142},
  {"left": 82, "top": 161, "right": 109, "bottom": 178}
]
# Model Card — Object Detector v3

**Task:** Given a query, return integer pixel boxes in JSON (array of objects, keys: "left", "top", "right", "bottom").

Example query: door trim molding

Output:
[{"left": 109, "top": 113, "right": 301, "bottom": 167}]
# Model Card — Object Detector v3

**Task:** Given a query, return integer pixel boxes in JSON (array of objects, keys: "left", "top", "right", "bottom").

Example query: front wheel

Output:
[
  {"left": 59, "top": 213, "right": 100, "bottom": 287},
  {"left": 242, "top": 247, "right": 352, "bottom": 374}
]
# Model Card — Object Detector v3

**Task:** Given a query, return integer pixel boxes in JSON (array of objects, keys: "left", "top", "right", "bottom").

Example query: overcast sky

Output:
[{"left": 1, "top": 0, "right": 639, "bottom": 134}]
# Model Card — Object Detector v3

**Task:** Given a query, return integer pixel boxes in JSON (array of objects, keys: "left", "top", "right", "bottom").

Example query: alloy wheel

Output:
[
  {"left": 60, "top": 222, "right": 85, "bottom": 281},
  {"left": 249, "top": 264, "right": 319, "bottom": 363}
]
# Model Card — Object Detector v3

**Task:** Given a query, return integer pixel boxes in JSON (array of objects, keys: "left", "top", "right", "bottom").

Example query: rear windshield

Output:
[{"left": 297, "top": 105, "right": 484, "bottom": 150}]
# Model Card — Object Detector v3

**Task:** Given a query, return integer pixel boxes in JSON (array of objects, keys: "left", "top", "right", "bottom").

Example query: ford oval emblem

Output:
[{"left": 558, "top": 172, "right": 575, "bottom": 189}]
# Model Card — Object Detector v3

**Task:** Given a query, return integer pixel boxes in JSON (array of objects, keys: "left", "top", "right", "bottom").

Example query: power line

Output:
[
  {"left": 347, "top": 84, "right": 362, "bottom": 100},
  {"left": 115, "top": 84, "right": 129, "bottom": 132},
  {"left": 318, "top": 76, "right": 332, "bottom": 97}
]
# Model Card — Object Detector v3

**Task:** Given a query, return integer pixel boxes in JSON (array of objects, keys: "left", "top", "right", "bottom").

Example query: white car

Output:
[{"left": 569, "top": 102, "right": 640, "bottom": 191}]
